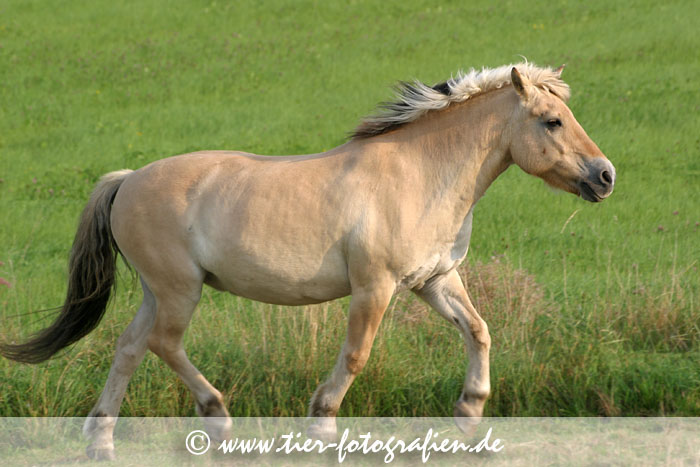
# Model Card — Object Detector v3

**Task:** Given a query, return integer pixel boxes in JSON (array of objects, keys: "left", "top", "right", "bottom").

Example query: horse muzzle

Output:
[{"left": 578, "top": 157, "right": 615, "bottom": 202}]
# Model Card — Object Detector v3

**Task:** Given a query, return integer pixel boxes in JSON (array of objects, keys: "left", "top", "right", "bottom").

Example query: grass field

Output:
[{"left": 0, "top": 0, "right": 698, "bottom": 418}]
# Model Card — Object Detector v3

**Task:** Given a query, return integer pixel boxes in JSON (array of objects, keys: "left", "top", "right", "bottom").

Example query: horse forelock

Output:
[{"left": 351, "top": 62, "right": 571, "bottom": 140}]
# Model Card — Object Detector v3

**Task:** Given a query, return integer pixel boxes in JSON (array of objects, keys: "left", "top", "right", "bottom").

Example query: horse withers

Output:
[{"left": 1, "top": 63, "right": 615, "bottom": 459}]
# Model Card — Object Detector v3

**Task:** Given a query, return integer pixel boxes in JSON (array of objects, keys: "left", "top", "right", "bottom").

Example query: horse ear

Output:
[
  {"left": 554, "top": 64, "right": 565, "bottom": 78},
  {"left": 511, "top": 67, "right": 531, "bottom": 100}
]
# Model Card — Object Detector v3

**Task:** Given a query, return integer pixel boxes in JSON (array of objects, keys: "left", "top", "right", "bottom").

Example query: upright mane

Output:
[{"left": 351, "top": 62, "right": 570, "bottom": 140}]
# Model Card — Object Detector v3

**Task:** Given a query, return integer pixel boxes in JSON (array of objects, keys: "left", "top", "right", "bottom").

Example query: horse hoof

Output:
[
  {"left": 203, "top": 416, "right": 232, "bottom": 443},
  {"left": 86, "top": 444, "right": 116, "bottom": 461},
  {"left": 453, "top": 402, "right": 481, "bottom": 437},
  {"left": 306, "top": 419, "right": 338, "bottom": 442}
]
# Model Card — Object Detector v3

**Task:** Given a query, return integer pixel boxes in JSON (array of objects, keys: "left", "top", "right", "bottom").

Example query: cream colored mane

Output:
[{"left": 352, "top": 62, "right": 570, "bottom": 139}]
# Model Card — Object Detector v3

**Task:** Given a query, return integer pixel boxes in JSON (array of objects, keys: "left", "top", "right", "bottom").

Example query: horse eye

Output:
[{"left": 546, "top": 118, "right": 562, "bottom": 129}]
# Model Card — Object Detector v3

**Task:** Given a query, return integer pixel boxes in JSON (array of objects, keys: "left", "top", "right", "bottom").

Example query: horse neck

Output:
[{"left": 391, "top": 87, "right": 515, "bottom": 211}]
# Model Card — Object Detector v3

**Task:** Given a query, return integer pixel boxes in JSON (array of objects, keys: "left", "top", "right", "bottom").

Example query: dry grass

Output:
[
  {"left": 593, "top": 263, "right": 698, "bottom": 351},
  {"left": 393, "top": 258, "right": 560, "bottom": 352}
]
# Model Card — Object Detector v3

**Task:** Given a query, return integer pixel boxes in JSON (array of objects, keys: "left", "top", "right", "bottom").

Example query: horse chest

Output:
[{"left": 396, "top": 208, "right": 473, "bottom": 291}]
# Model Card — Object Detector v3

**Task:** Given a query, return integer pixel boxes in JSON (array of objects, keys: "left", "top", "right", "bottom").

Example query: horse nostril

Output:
[{"left": 600, "top": 170, "right": 612, "bottom": 186}]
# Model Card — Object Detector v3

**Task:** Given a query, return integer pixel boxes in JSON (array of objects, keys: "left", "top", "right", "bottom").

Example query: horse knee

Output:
[{"left": 345, "top": 350, "right": 369, "bottom": 375}]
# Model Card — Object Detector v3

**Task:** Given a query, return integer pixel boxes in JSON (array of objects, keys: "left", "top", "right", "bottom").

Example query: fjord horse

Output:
[{"left": 1, "top": 64, "right": 615, "bottom": 459}]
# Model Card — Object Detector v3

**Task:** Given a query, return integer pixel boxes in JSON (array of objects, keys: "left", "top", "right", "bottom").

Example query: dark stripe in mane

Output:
[
  {"left": 432, "top": 81, "right": 451, "bottom": 96},
  {"left": 350, "top": 80, "right": 452, "bottom": 140}
]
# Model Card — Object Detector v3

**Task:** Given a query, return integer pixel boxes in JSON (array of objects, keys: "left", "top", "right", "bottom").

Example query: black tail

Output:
[{"left": 0, "top": 170, "right": 133, "bottom": 363}]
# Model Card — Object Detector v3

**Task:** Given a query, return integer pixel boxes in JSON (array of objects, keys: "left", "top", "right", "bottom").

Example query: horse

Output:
[{"left": 1, "top": 63, "right": 615, "bottom": 459}]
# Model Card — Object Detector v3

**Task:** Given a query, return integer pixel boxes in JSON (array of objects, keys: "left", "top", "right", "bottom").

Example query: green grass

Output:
[{"left": 0, "top": 0, "right": 698, "bottom": 418}]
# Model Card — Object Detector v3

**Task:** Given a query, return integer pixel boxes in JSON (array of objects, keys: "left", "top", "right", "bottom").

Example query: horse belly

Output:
[{"left": 202, "top": 247, "right": 352, "bottom": 306}]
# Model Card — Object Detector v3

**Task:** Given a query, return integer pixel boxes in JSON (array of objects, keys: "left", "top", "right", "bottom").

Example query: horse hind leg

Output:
[
  {"left": 83, "top": 278, "right": 157, "bottom": 460},
  {"left": 145, "top": 277, "right": 231, "bottom": 440}
]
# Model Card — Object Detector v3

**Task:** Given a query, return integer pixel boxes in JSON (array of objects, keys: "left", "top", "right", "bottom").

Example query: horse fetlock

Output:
[
  {"left": 84, "top": 412, "right": 117, "bottom": 461},
  {"left": 308, "top": 385, "right": 339, "bottom": 418},
  {"left": 307, "top": 391, "right": 340, "bottom": 441},
  {"left": 82, "top": 416, "right": 97, "bottom": 438},
  {"left": 82, "top": 412, "right": 116, "bottom": 439},
  {"left": 196, "top": 394, "right": 228, "bottom": 418},
  {"left": 454, "top": 395, "right": 486, "bottom": 419},
  {"left": 309, "top": 400, "right": 339, "bottom": 418}
]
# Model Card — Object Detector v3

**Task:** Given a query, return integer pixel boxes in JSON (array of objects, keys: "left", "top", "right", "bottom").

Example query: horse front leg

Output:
[
  {"left": 308, "top": 279, "right": 395, "bottom": 439},
  {"left": 413, "top": 268, "right": 491, "bottom": 433}
]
